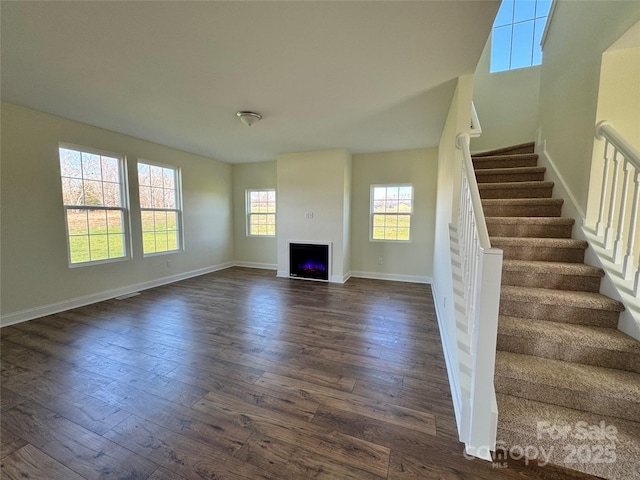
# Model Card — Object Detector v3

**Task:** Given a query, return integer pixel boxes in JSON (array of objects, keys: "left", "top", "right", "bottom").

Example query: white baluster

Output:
[
  {"left": 467, "top": 218, "right": 477, "bottom": 328},
  {"left": 604, "top": 149, "right": 622, "bottom": 250},
  {"left": 613, "top": 159, "right": 631, "bottom": 264},
  {"left": 596, "top": 140, "right": 612, "bottom": 237},
  {"left": 635, "top": 256, "right": 640, "bottom": 297},
  {"left": 623, "top": 170, "right": 640, "bottom": 280}
]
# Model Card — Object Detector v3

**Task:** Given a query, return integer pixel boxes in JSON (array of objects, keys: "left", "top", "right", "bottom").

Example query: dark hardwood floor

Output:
[{"left": 1, "top": 267, "right": 601, "bottom": 479}]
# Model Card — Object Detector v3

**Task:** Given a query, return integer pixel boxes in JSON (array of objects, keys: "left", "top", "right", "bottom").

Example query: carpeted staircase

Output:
[{"left": 473, "top": 143, "right": 640, "bottom": 479}]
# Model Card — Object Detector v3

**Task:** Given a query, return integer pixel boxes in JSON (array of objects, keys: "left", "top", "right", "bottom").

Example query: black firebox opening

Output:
[{"left": 289, "top": 243, "right": 329, "bottom": 281}]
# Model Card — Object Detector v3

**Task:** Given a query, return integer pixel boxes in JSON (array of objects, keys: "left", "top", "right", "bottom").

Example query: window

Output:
[
  {"left": 371, "top": 184, "right": 413, "bottom": 241},
  {"left": 138, "top": 161, "right": 182, "bottom": 255},
  {"left": 59, "top": 145, "right": 129, "bottom": 265},
  {"left": 247, "top": 189, "right": 276, "bottom": 236},
  {"left": 490, "top": 0, "right": 552, "bottom": 72}
]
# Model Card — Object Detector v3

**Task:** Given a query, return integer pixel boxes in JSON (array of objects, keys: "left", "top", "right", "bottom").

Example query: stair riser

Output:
[
  {"left": 501, "top": 271, "right": 601, "bottom": 292},
  {"left": 482, "top": 204, "right": 563, "bottom": 217},
  {"left": 497, "top": 334, "right": 640, "bottom": 374},
  {"left": 479, "top": 186, "right": 553, "bottom": 199},
  {"left": 488, "top": 224, "right": 573, "bottom": 238},
  {"left": 496, "top": 245, "right": 586, "bottom": 263},
  {"left": 499, "top": 300, "right": 619, "bottom": 328},
  {"left": 473, "top": 144, "right": 535, "bottom": 156},
  {"left": 494, "top": 376, "right": 639, "bottom": 422},
  {"left": 476, "top": 172, "right": 546, "bottom": 183},
  {"left": 473, "top": 158, "right": 538, "bottom": 169}
]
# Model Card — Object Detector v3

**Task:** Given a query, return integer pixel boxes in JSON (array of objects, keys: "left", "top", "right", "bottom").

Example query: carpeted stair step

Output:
[
  {"left": 472, "top": 153, "right": 539, "bottom": 170},
  {"left": 490, "top": 237, "right": 588, "bottom": 263},
  {"left": 475, "top": 166, "right": 546, "bottom": 183},
  {"left": 501, "top": 259, "right": 603, "bottom": 292},
  {"left": 487, "top": 217, "right": 574, "bottom": 238},
  {"left": 496, "top": 393, "right": 640, "bottom": 479},
  {"left": 494, "top": 351, "right": 640, "bottom": 422},
  {"left": 479, "top": 180, "right": 554, "bottom": 199},
  {"left": 499, "top": 285, "right": 624, "bottom": 328},
  {"left": 472, "top": 142, "right": 535, "bottom": 157},
  {"left": 497, "top": 316, "right": 640, "bottom": 373},
  {"left": 482, "top": 198, "right": 564, "bottom": 217}
]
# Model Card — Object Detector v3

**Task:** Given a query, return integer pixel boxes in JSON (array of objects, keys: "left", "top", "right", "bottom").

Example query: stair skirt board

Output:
[{"left": 468, "top": 143, "right": 640, "bottom": 479}]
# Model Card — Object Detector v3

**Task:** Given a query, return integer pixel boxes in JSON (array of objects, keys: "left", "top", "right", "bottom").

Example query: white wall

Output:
[
  {"left": 471, "top": 36, "right": 541, "bottom": 152},
  {"left": 432, "top": 74, "right": 474, "bottom": 432},
  {"left": 350, "top": 148, "right": 437, "bottom": 282},
  {"left": 537, "top": 0, "right": 640, "bottom": 214},
  {"left": 276, "top": 149, "right": 352, "bottom": 282},
  {"left": 1, "top": 103, "right": 233, "bottom": 325},
  {"left": 232, "top": 161, "right": 278, "bottom": 268},
  {"left": 596, "top": 45, "right": 640, "bottom": 151}
]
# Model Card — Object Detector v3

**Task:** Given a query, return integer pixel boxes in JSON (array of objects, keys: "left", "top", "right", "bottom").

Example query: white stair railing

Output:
[
  {"left": 592, "top": 121, "right": 640, "bottom": 296},
  {"left": 455, "top": 132, "right": 503, "bottom": 458}
]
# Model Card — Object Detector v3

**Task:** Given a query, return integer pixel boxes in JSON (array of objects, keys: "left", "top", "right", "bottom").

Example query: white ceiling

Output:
[{"left": 1, "top": 1, "right": 499, "bottom": 164}]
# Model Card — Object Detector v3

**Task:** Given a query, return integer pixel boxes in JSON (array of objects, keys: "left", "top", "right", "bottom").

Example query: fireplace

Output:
[{"left": 289, "top": 242, "right": 330, "bottom": 281}]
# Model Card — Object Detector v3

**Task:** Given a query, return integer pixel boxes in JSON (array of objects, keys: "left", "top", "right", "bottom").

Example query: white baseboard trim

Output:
[
  {"left": 432, "top": 282, "right": 462, "bottom": 437},
  {"left": 537, "top": 140, "right": 586, "bottom": 222},
  {"left": 233, "top": 261, "right": 277, "bottom": 270},
  {"left": 350, "top": 271, "right": 432, "bottom": 284},
  {"left": 0, "top": 262, "right": 234, "bottom": 328}
]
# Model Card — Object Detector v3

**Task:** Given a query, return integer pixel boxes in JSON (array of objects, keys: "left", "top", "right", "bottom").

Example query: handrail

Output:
[
  {"left": 591, "top": 120, "right": 640, "bottom": 295},
  {"left": 596, "top": 121, "right": 640, "bottom": 171},
  {"left": 454, "top": 130, "right": 503, "bottom": 460},
  {"left": 470, "top": 102, "right": 482, "bottom": 138},
  {"left": 456, "top": 133, "right": 492, "bottom": 249}
]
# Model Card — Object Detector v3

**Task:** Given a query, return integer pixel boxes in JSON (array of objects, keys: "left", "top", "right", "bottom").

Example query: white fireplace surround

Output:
[{"left": 278, "top": 240, "right": 332, "bottom": 282}]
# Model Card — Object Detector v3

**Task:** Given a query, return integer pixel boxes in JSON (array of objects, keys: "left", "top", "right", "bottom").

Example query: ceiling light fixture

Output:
[{"left": 236, "top": 111, "right": 262, "bottom": 127}]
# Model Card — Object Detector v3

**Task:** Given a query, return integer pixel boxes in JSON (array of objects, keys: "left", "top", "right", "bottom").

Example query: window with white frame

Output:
[
  {"left": 371, "top": 184, "right": 413, "bottom": 241},
  {"left": 247, "top": 189, "right": 276, "bottom": 236},
  {"left": 490, "top": 0, "right": 552, "bottom": 73},
  {"left": 138, "top": 161, "right": 182, "bottom": 255},
  {"left": 58, "top": 145, "right": 129, "bottom": 265}
]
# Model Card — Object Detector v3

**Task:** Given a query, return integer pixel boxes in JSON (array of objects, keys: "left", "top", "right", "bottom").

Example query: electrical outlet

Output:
[
  {"left": 166, "top": 260, "right": 172, "bottom": 267},
  {"left": 304, "top": 211, "right": 314, "bottom": 219},
  {"left": 377, "top": 257, "right": 383, "bottom": 265}
]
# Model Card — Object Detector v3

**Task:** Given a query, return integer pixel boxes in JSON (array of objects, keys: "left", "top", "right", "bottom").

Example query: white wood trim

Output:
[
  {"left": 432, "top": 283, "right": 463, "bottom": 437},
  {"left": 540, "top": 0, "right": 557, "bottom": 51},
  {"left": 233, "top": 261, "right": 277, "bottom": 270},
  {"left": 537, "top": 140, "right": 586, "bottom": 220},
  {"left": 350, "top": 271, "right": 431, "bottom": 284},
  {"left": 0, "top": 262, "right": 234, "bottom": 327}
]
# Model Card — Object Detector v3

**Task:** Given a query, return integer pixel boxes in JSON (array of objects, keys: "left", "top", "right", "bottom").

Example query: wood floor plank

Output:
[
  {"left": 103, "top": 415, "right": 273, "bottom": 480},
  {"left": 92, "top": 380, "right": 251, "bottom": 455},
  {"left": 236, "top": 432, "right": 385, "bottom": 480},
  {"left": 257, "top": 342, "right": 404, "bottom": 387},
  {"left": 194, "top": 389, "right": 391, "bottom": 478},
  {"left": 147, "top": 466, "right": 190, "bottom": 480},
  {"left": 255, "top": 372, "right": 437, "bottom": 435},
  {"left": 1, "top": 401, "right": 157, "bottom": 480},
  {"left": 0, "top": 444, "right": 86, "bottom": 480},
  {"left": 3, "top": 371, "right": 130, "bottom": 435},
  {"left": 164, "top": 358, "right": 264, "bottom": 390},
  {"left": 0, "top": 427, "right": 27, "bottom": 459},
  {"left": 0, "top": 387, "right": 25, "bottom": 413},
  {"left": 311, "top": 405, "right": 460, "bottom": 458},
  {"left": 0, "top": 267, "right": 603, "bottom": 480},
  {"left": 216, "top": 348, "right": 357, "bottom": 392}
]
